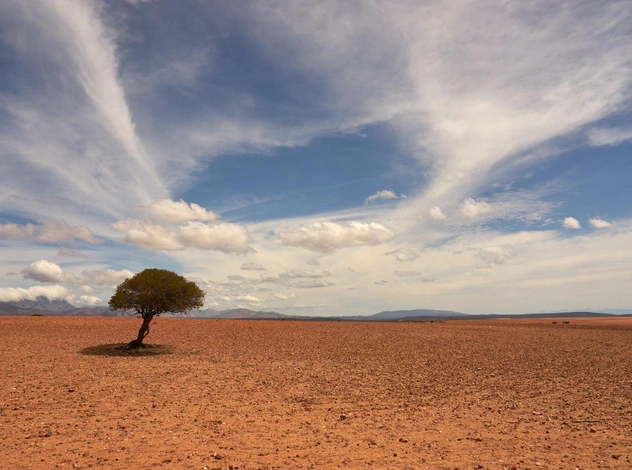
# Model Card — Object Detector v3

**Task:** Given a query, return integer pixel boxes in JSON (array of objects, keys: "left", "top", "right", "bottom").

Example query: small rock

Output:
[
  {"left": 213, "top": 453, "right": 223, "bottom": 460},
  {"left": 589, "top": 427, "right": 597, "bottom": 433},
  {"left": 399, "top": 438, "right": 409, "bottom": 443},
  {"left": 339, "top": 414, "right": 347, "bottom": 420}
]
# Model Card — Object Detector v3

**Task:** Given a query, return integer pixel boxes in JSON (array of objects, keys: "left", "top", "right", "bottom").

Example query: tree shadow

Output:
[{"left": 79, "top": 343, "right": 174, "bottom": 357}]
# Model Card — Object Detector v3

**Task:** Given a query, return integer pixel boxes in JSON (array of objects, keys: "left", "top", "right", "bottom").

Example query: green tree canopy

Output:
[{"left": 109, "top": 268, "right": 205, "bottom": 348}]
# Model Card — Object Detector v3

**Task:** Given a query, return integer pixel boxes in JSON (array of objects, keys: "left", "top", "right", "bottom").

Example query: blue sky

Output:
[{"left": 1, "top": 0, "right": 632, "bottom": 315}]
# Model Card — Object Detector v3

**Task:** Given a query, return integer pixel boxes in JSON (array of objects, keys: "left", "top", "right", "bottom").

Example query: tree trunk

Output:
[{"left": 128, "top": 315, "right": 153, "bottom": 348}]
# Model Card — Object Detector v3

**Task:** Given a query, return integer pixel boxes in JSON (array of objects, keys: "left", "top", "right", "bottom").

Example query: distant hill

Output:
[
  {"left": 199, "top": 308, "right": 287, "bottom": 319},
  {"left": 7, "top": 297, "right": 75, "bottom": 312},
  {"left": 1, "top": 301, "right": 630, "bottom": 321},
  {"left": 0, "top": 302, "right": 43, "bottom": 316},
  {"left": 368, "top": 309, "right": 467, "bottom": 320}
]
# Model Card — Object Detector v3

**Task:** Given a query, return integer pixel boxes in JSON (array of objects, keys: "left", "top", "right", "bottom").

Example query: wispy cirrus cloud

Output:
[
  {"left": 0, "top": 221, "right": 100, "bottom": 244},
  {"left": 0, "top": 1, "right": 167, "bottom": 224}
]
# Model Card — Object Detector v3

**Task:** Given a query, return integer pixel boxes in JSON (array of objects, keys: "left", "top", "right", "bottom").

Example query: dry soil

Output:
[{"left": 1, "top": 316, "right": 631, "bottom": 469}]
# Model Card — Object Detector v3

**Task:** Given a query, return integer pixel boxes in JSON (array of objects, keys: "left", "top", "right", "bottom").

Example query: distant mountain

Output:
[
  {"left": 201, "top": 308, "right": 287, "bottom": 319},
  {"left": 7, "top": 297, "right": 75, "bottom": 312},
  {"left": 66, "top": 306, "right": 118, "bottom": 317},
  {"left": 368, "top": 309, "right": 467, "bottom": 320},
  {"left": 0, "top": 302, "right": 41, "bottom": 316},
  {"left": 1, "top": 301, "right": 630, "bottom": 321}
]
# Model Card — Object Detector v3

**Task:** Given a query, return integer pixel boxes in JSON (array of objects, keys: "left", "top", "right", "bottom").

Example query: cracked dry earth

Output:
[{"left": 1, "top": 317, "right": 631, "bottom": 470}]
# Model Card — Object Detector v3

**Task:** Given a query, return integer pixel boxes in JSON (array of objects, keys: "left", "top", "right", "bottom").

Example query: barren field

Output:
[{"left": 1, "top": 317, "right": 631, "bottom": 470}]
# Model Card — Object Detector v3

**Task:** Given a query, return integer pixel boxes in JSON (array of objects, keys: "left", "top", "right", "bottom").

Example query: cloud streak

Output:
[{"left": 278, "top": 222, "right": 395, "bottom": 252}]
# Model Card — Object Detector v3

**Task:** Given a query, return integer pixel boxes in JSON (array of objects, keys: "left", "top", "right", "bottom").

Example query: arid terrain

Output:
[{"left": 1, "top": 316, "right": 631, "bottom": 470}]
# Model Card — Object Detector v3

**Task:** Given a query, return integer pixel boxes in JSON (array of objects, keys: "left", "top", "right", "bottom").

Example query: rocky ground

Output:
[{"left": 1, "top": 316, "right": 631, "bottom": 469}]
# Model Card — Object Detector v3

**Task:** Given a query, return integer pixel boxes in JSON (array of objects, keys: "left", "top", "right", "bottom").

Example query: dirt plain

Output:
[{"left": 1, "top": 316, "right": 631, "bottom": 470}]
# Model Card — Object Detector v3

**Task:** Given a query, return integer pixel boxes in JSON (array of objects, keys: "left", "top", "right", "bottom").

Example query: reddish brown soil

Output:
[{"left": 1, "top": 317, "right": 631, "bottom": 470}]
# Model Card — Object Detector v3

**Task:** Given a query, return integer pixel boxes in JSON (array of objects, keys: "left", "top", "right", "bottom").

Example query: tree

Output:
[{"left": 108, "top": 268, "right": 205, "bottom": 348}]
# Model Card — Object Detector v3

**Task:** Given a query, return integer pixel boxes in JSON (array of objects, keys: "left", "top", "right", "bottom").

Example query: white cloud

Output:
[
  {"left": 20, "top": 260, "right": 64, "bottom": 283},
  {"left": 293, "top": 279, "right": 333, "bottom": 289},
  {"left": 429, "top": 206, "right": 447, "bottom": 221},
  {"left": 222, "top": 295, "right": 261, "bottom": 304},
  {"left": 80, "top": 268, "right": 133, "bottom": 286},
  {"left": 20, "top": 260, "right": 132, "bottom": 286},
  {"left": 281, "top": 269, "right": 331, "bottom": 279},
  {"left": 0, "top": 221, "right": 100, "bottom": 244},
  {"left": 241, "top": 262, "right": 266, "bottom": 271},
  {"left": 273, "top": 293, "right": 296, "bottom": 300},
  {"left": 383, "top": 248, "right": 420, "bottom": 262},
  {"left": 179, "top": 221, "right": 252, "bottom": 253},
  {"left": 113, "top": 219, "right": 181, "bottom": 251},
  {"left": 589, "top": 218, "right": 612, "bottom": 229},
  {"left": 113, "top": 218, "right": 253, "bottom": 253},
  {"left": 0, "top": 285, "right": 71, "bottom": 302},
  {"left": 58, "top": 247, "right": 86, "bottom": 257},
  {"left": 278, "top": 221, "right": 394, "bottom": 252},
  {"left": 393, "top": 270, "right": 421, "bottom": 277},
  {"left": 145, "top": 199, "right": 217, "bottom": 223},
  {"left": 588, "top": 127, "right": 632, "bottom": 147},
  {"left": 0, "top": 0, "right": 167, "bottom": 223},
  {"left": 365, "top": 190, "right": 405, "bottom": 204},
  {"left": 258, "top": 270, "right": 333, "bottom": 289},
  {"left": 461, "top": 198, "right": 492, "bottom": 219},
  {"left": 244, "top": 1, "right": 632, "bottom": 209},
  {"left": 477, "top": 246, "right": 515, "bottom": 265},
  {"left": 563, "top": 217, "right": 581, "bottom": 230},
  {"left": 76, "top": 295, "right": 103, "bottom": 306}
]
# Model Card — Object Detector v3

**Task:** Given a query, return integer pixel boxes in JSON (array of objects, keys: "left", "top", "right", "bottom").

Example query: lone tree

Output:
[{"left": 109, "top": 268, "right": 205, "bottom": 348}]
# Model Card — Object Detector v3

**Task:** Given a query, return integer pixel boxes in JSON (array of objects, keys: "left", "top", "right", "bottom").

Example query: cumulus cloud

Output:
[
  {"left": 179, "top": 221, "right": 252, "bottom": 253},
  {"left": 563, "top": 217, "right": 581, "bottom": 230},
  {"left": 0, "top": 285, "right": 71, "bottom": 302},
  {"left": 588, "top": 127, "right": 632, "bottom": 147},
  {"left": 429, "top": 206, "right": 447, "bottom": 221},
  {"left": 0, "top": 221, "right": 100, "bottom": 244},
  {"left": 21, "top": 260, "right": 64, "bottom": 283},
  {"left": 278, "top": 221, "right": 394, "bottom": 252},
  {"left": 113, "top": 217, "right": 253, "bottom": 253},
  {"left": 112, "top": 219, "right": 181, "bottom": 250},
  {"left": 365, "top": 190, "right": 406, "bottom": 204},
  {"left": 20, "top": 260, "right": 132, "bottom": 286},
  {"left": 461, "top": 198, "right": 493, "bottom": 219},
  {"left": 144, "top": 199, "right": 217, "bottom": 223},
  {"left": 589, "top": 218, "right": 612, "bottom": 229},
  {"left": 384, "top": 247, "right": 420, "bottom": 262},
  {"left": 241, "top": 262, "right": 266, "bottom": 271},
  {"left": 477, "top": 246, "right": 515, "bottom": 265},
  {"left": 76, "top": 295, "right": 103, "bottom": 306}
]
